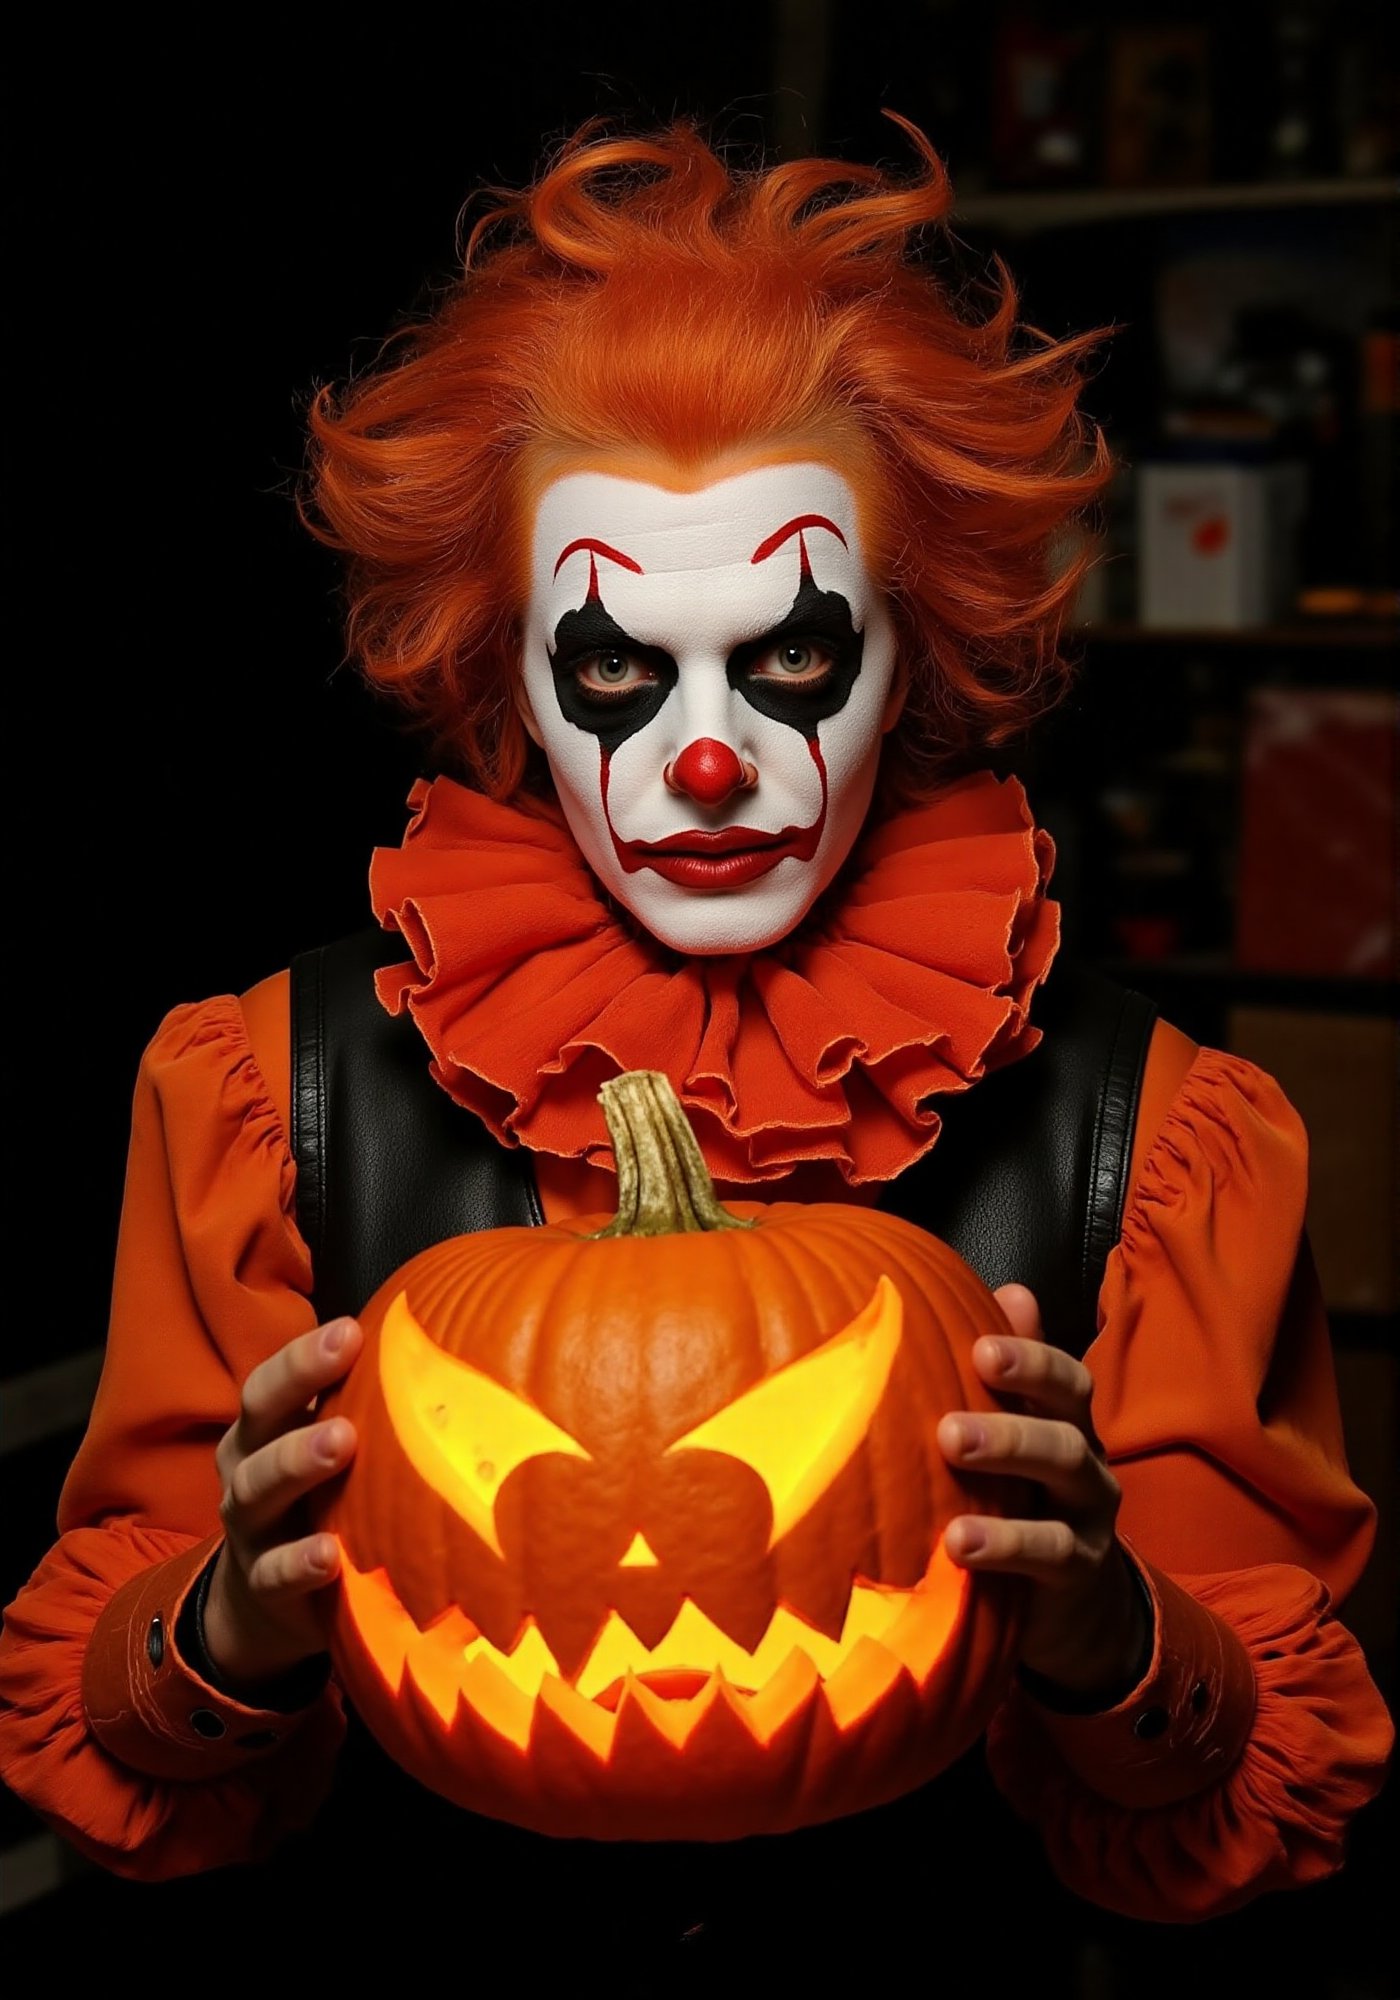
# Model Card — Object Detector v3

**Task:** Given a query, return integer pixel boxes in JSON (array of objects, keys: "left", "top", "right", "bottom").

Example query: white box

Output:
[{"left": 1136, "top": 461, "right": 1307, "bottom": 628}]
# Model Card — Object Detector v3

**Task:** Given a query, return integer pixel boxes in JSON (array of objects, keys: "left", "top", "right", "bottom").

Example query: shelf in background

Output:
[{"left": 953, "top": 175, "right": 1398, "bottom": 232}]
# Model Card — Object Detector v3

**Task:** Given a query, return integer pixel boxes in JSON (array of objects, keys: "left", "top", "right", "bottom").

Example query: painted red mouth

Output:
[
  {"left": 622, "top": 826, "right": 807, "bottom": 887},
  {"left": 637, "top": 826, "right": 781, "bottom": 856}
]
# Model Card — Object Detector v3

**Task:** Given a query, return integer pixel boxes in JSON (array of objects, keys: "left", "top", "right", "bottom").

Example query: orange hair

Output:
[{"left": 304, "top": 115, "right": 1110, "bottom": 803}]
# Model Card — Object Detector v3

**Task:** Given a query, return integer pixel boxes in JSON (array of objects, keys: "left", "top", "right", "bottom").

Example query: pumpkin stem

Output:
[{"left": 593, "top": 1072, "right": 753, "bottom": 1238}]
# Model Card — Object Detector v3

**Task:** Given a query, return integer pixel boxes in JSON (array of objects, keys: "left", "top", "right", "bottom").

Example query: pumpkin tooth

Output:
[
  {"left": 608, "top": 1673, "right": 697, "bottom": 1769},
  {"left": 455, "top": 1650, "right": 537, "bottom": 1751},
  {"left": 572, "top": 1610, "right": 657, "bottom": 1701},
  {"left": 739, "top": 1646, "right": 823, "bottom": 1746},
  {"left": 882, "top": 1540, "right": 969, "bottom": 1685},
  {"left": 404, "top": 1606, "right": 482, "bottom": 1725},
  {"left": 821, "top": 1633, "right": 906, "bottom": 1731},
  {"left": 617, "top": 1671, "right": 715, "bottom": 1750},
  {"left": 462, "top": 1616, "right": 559, "bottom": 1697},
  {"left": 337, "top": 1553, "right": 415, "bottom": 1695},
  {"left": 534, "top": 1673, "right": 618, "bottom": 1761}
]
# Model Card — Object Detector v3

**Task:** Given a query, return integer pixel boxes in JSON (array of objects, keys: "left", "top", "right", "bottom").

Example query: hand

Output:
[
  {"left": 937, "top": 1284, "right": 1149, "bottom": 1702},
  {"left": 202, "top": 1315, "right": 363, "bottom": 1693}
]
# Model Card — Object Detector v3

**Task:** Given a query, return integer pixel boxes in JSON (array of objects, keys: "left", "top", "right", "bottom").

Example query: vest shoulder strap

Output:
[
  {"left": 290, "top": 928, "right": 541, "bottom": 1326},
  {"left": 875, "top": 962, "right": 1157, "bottom": 1354}
]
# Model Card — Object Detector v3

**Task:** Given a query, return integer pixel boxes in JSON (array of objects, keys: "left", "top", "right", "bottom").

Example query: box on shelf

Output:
[
  {"left": 1235, "top": 686, "right": 1397, "bottom": 980},
  {"left": 1228, "top": 1006, "right": 1399, "bottom": 1315},
  {"left": 1136, "top": 460, "right": 1307, "bottom": 628}
]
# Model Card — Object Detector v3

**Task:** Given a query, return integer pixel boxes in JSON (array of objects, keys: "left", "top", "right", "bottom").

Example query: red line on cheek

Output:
[
  {"left": 796, "top": 735, "right": 828, "bottom": 860},
  {"left": 601, "top": 746, "right": 649, "bottom": 878}
]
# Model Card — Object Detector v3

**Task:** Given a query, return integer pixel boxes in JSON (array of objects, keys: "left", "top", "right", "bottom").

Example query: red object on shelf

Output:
[{"left": 1235, "top": 687, "right": 1398, "bottom": 979}]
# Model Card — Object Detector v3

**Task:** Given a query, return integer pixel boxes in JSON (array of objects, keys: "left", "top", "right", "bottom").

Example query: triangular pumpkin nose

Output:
[{"left": 618, "top": 1531, "right": 661, "bottom": 1567}]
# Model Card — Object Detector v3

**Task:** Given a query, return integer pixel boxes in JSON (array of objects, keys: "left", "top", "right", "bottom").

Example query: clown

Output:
[{"left": 0, "top": 115, "right": 1388, "bottom": 1972}]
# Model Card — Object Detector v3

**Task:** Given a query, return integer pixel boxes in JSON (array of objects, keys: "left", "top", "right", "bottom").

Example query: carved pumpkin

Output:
[{"left": 312, "top": 1071, "right": 1028, "bottom": 1840}]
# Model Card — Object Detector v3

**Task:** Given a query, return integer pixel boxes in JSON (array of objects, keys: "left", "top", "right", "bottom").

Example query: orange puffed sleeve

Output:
[
  {"left": 0, "top": 994, "right": 345, "bottom": 1880},
  {"left": 987, "top": 1040, "right": 1394, "bottom": 1921}
]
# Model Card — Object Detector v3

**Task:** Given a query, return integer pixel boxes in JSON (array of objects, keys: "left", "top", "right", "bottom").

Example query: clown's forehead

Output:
[{"left": 531, "top": 462, "right": 869, "bottom": 627}]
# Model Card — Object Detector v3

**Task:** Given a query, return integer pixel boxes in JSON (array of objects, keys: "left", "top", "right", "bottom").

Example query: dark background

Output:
[{"left": 4, "top": 3, "right": 1396, "bottom": 1985}]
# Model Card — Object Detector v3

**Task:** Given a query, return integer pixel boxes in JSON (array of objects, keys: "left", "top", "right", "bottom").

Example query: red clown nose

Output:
[{"left": 666, "top": 738, "right": 752, "bottom": 805}]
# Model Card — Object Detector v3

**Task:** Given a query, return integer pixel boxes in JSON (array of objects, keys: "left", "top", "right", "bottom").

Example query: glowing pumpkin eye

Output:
[
  {"left": 379, "top": 1291, "right": 590, "bottom": 1558},
  {"left": 666, "top": 1275, "right": 902, "bottom": 1547}
]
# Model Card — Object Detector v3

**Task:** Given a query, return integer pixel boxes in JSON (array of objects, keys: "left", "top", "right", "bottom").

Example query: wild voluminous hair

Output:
[{"left": 305, "top": 115, "right": 1110, "bottom": 803}]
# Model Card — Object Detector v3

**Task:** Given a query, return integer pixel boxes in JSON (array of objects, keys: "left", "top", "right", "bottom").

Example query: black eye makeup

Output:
[
  {"left": 548, "top": 600, "right": 677, "bottom": 750},
  {"left": 727, "top": 574, "right": 864, "bottom": 738}
]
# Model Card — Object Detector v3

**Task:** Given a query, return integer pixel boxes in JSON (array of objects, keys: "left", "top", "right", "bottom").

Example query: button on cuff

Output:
[
  {"left": 83, "top": 1534, "right": 332, "bottom": 1782},
  {"left": 1015, "top": 1539, "right": 1258, "bottom": 1810}
]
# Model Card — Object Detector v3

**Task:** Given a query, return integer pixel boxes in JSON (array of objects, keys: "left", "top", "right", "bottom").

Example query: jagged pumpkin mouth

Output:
[{"left": 335, "top": 1534, "right": 967, "bottom": 1753}]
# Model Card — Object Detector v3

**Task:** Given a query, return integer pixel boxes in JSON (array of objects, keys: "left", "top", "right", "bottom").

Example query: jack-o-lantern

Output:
[{"left": 312, "top": 1071, "right": 1028, "bottom": 1840}]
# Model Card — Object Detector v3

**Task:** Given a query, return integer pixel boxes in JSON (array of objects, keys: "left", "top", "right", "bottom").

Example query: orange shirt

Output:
[{"left": 0, "top": 975, "right": 1390, "bottom": 1915}]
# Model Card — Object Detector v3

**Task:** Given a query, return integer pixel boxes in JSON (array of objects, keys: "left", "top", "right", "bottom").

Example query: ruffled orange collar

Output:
[{"left": 367, "top": 770, "right": 1059, "bottom": 1186}]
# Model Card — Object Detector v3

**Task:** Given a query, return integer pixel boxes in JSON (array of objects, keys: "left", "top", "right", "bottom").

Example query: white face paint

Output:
[{"left": 520, "top": 461, "right": 901, "bottom": 954}]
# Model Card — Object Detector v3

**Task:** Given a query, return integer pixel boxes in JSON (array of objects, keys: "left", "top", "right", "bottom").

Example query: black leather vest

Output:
[
  {"left": 276, "top": 930, "right": 1157, "bottom": 1982},
  {"left": 289, "top": 928, "right": 1156, "bottom": 1357}
]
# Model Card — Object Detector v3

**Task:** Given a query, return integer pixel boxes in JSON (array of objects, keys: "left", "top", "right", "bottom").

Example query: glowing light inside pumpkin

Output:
[
  {"left": 668, "top": 1274, "right": 902, "bottom": 1546},
  {"left": 618, "top": 1532, "right": 659, "bottom": 1567},
  {"left": 379, "top": 1275, "right": 903, "bottom": 1557},
  {"left": 379, "top": 1291, "right": 589, "bottom": 1557},
  {"left": 337, "top": 1537, "right": 967, "bottom": 1756}
]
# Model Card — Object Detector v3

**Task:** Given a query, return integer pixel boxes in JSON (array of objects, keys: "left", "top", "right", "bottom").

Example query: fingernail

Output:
[
  {"left": 322, "top": 1320, "right": 350, "bottom": 1357},
  {"left": 953, "top": 1524, "right": 986, "bottom": 1558},
  {"left": 317, "top": 1420, "right": 348, "bottom": 1462},
  {"left": 981, "top": 1338, "right": 1010, "bottom": 1374},
  {"left": 949, "top": 1418, "right": 984, "bottom": 1457}
]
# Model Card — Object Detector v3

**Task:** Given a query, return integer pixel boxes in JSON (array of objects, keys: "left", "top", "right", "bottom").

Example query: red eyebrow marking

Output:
[
  {"left": 553, "top": 538, "right": 644, "bottom": 580},
  {"left": 750, "top": 514, "right": 847, "bottom": 566}
]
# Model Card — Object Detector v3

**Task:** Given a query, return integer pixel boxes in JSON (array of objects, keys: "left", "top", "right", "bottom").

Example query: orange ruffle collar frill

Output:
[{"left": 367, "top": 769, "right": 1060, "bottom": 1187}]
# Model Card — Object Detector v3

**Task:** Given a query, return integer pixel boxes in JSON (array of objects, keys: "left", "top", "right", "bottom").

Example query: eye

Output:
[
  {"left": 576, "top": 650, "right": 656, "bottom": 697},
  {"left": 751, "top": 640, "right": 834, "bottom": 686}
]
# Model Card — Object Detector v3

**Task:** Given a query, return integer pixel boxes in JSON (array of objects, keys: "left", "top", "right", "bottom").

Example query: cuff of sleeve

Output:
[
  {"left": 82, "top": 1534, "right": 329, "bottom": 1781},
  {"left": 1018, "top": 1544, "right": 1258, "bottom": 1809}
]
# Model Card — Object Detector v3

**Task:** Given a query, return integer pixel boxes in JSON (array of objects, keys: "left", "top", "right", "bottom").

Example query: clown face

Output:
[{"left": 519, "top": 461, "right": 902, "bottom": 953}]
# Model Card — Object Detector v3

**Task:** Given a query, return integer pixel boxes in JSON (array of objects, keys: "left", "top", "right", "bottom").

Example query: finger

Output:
[
  {"left": 937, "top": 1410, "right": 1117, "bottom": 1512},
  {"left": 221, "top": 1417, "right": 356, "bottom": 1545},
  {"left": 235, "top": 1319, "right": 362, "bottom": 1455},
  {"left": 243, "top": 1532, "right": 343, "bottom": 1602},
  {"left": 992, "top": 1284, "right": 1042, "bottom": 1344},
  {"left": 944, "top": 1514, "right": 1090, "bottom": 1584},
  {"left": 970, "top": 1334, "right": 1097, "bottom": 1429}
]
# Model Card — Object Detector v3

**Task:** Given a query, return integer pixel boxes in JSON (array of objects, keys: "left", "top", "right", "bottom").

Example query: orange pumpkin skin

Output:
[{"left": 312, "top": 1195, "right": 1030, "bottom": 1843}]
